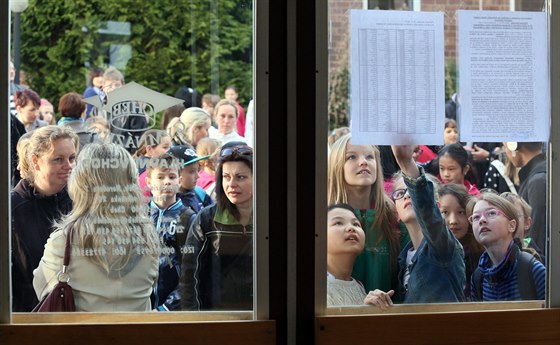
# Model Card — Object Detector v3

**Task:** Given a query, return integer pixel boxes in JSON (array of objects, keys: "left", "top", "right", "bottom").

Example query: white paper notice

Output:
[
  {"left": 457, "top": 10, "right": 550, "bottom": 143},
  {"left": 349, "top": 10, "right": 445, "bottom": 145}
]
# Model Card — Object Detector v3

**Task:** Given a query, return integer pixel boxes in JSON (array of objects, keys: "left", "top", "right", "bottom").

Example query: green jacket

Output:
[{"left": 351, "top": 208, "right": 409, "bottom": 294}]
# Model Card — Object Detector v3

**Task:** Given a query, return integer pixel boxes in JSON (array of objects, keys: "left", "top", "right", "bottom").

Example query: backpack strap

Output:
[
  {"left": 193, "top": 186, "right": 206, "bottom": 204},
  {"left": 472, "top": 267, "right": 483, "bottom": 301},
  {"left": 517, "top": 250, "right": 537, "bottom": 300}
]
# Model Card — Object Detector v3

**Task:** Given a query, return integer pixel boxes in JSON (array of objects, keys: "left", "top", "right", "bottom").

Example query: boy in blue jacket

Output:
[
  {"left": 146, "top": 153, "right": 194, "bottom": 311},
  {"left": 168, "top": 145, "right": 213, "bottom": 213}
]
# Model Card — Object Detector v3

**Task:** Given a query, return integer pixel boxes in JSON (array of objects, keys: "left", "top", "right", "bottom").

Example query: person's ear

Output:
[
  {"left": 508, "top": 219, "right": 517, "bottom": 234},
  {"left": 145, "top": 145, "right": 154, "bottom": 155},
  {"left": 525, "top": 216, "right": 533, "bottom": 232},
  {"left": 31, "top": 154, "right": 40, "bottom": 170},
  {"left": 462, "top": 165, "right": 470, "bottom": 176}
]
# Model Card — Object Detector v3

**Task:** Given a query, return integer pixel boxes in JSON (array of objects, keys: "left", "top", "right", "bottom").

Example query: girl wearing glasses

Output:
[
  {"left": 180, "top": 143, "right": 253, "bottom": 310},
  {"left": 328, "top": 133, "right": 407, "bottom": 294},
  {"left": 365, "top": 145, "right": 465, "bottom": 308},
  {"left": 467, "top": 193, "right": 545, "bottom": 301}
]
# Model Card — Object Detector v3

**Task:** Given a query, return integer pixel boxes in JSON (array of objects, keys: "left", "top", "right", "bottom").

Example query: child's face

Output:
[
  {"left": 225, "top": 89, "right": 238, "bottom": 101},
  {"left": 343, "top": 144, "right": 378, "bottom": 187},
  {"left": 180, "top": 162, "right": 200, "bottom": 190},
  {"left": 392, "top": 178, "right": 416, "bottom": 223},
  {"left": 439, "top": 153, "right": 467, "bottom": 185},
  {"left": 327, "top": 207, "right": 365, "bottom": 256},
  {"left": 512, "top": 201, "right": 532, "bottom": 239},
  {"left": 439, "top": 194, "right": 469, "bottom": 240},
  {"left": 444, "top": 126, "right": 458, "bottom": 145},
  {"left": 147, "top": 136, "right": 171, "bottom": 157},
  {"left": 202, "top": 101, "right": 214, "bottom": 116},
  {"left": 147, "top": 168, "right": 179, "bottom": 204}
]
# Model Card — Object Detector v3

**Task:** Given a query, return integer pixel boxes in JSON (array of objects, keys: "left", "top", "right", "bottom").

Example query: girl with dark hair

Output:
[
  {"left": 326, "top": 203, "right": 367, "bottom": 306},
  {"left": 437, "top": 143, "right": 480, "bottom": 196},
  {"left": 438, "top": 183, "right": 484, "bottom": 299},
  {"left": 180, "top": 143, "right": 253, "bottom": 310}
]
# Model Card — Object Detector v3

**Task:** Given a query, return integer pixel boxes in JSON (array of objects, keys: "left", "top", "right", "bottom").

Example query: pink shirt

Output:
[{"left": 197, "top": 170, "right": 215, "bottom": 190}]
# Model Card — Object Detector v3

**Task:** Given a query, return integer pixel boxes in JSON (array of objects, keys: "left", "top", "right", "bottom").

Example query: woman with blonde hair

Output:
[
  {"left": 167, "top": 107, "right": 212, "bottom": 147},
  {"left": 327, "top": 133, "right": 407, "bottom": 294},
  {"left": 12, "top": 125, "right": 79, "bottom": 311},
  {"left": 34, "top": 143, "right": 160, "bottom": 311}
]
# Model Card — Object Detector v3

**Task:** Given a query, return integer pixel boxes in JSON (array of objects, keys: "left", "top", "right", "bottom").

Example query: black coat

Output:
[
  {"left": 179, "top": 204, "right": 253, "bottom": 311},
  {"left": 11, "top": 180, "right": 73, "bottom": 311}
]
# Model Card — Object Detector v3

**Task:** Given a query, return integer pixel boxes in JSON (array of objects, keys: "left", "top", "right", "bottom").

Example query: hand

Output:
[
  {"left": 391, "top": 145, "right": 420, "bottom": 178},
  {"left": 364, "top": 289, "right": 395, "bottom": 310},
  {"left": 470, "top": 144, "right": 489, "bottom": 162}
]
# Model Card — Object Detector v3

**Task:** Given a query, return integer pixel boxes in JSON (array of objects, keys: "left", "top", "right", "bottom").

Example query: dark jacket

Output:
[
  {"left": 11, "top": 114, "right": 26, "bottom": 187},
  {"left": 11, "top": 179, "right": 72, "bottom": 311},
  {"left": 396, "top": 170, "right": 465, "bottom": 303},
  {"left": 518, "top": 153, "right": 547, "bottom": 259},
  {"left": 150, "top": 199, "right": 191, "bottom": 311},
  {"left": 177, "top": 186, "right": 214, "bottom": 214},
  {"left": 180, "top": 204, "right": 253, "bottom": 310}
]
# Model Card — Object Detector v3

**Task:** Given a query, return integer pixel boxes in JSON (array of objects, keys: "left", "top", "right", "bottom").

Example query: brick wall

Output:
[{"left": 327, "top": 0, "right": 544, "bottom": 77}]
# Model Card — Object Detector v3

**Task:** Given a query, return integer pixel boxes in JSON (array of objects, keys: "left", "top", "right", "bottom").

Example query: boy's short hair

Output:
[{"left": 146, "top": 153, "right": 181, "bottom": 177}]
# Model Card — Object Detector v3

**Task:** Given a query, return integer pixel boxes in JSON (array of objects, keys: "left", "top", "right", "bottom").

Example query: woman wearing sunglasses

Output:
[
  {"left": 467, "top": 193, "right": 546, "bottom": 301},
  {"left": 365, "top": 145, "right": 465, "bottom": 309},
  {"left": 180, "top": 143, "right": 253, "bottom": 310}
]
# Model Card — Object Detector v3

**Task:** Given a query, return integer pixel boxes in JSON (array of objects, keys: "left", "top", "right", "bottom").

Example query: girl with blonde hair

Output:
[
  {"left": 327, "top": 133, "right": 407, "bottom": 293},
  {"left": 34, "top": 143, "right": 160, "bottom": 311},
  {"left": 167, "top": 107, "right": 212, "bottom": 147},
  {"left": 196, "top": 137, "right": 221, "bottom": 197}
]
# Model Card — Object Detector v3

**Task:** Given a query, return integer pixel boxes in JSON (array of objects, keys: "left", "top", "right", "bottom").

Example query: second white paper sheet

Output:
[
  {"left": 349, "top": 10, "right": 445, "bottom": 145},
  {"left": 457, "top": 10, "right": 550, "bottom": 143}
]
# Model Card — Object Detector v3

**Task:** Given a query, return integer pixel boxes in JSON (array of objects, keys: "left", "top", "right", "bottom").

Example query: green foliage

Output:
[
  {"left": 328, "top": 62, "right": 349, "bottom": 132},
  {"left": 445, "top": 58, "right": 457, "bottom": 101},
  {"left": 18, "top": 0, "right": 253, "bottom": 112}
]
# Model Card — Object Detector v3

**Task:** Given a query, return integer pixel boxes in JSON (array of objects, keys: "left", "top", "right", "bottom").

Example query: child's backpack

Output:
[{"left": 472, "top": 249, "right": 537, "bottom": 300}]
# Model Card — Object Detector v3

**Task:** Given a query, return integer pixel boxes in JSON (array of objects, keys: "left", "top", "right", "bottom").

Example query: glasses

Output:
[
  {"left": 468, "top": 208, "right": 511, "bottom": 224},
  {"left": 391, "top": 188, "right": 408, "bottom": 201},
  {"left": 220, "top": 146, "right": 253, "bottom": 158}
]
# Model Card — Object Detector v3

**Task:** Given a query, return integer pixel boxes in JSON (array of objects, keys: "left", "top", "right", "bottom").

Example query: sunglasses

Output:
[{"left": 220, "top": 146, "right": 253, "bottom": 158}]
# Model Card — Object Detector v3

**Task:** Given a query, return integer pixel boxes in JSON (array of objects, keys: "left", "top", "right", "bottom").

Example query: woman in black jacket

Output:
[
  {"left": 11, "top": 125, "right": 78, "bottom": 311},
  {"left": 180, "top": 143, "right": 253, "bottom": 310}
]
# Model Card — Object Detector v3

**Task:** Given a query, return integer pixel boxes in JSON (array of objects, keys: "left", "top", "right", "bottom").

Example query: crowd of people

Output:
[
  {"left": 9, "top": 59, "right": 548, "bottom": 312},
  {"left": 9, "top": 63, "right": 254, "bottom": 312},
  {"left": 326, "top": 111, "right": 548, "bottom": 307}
]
